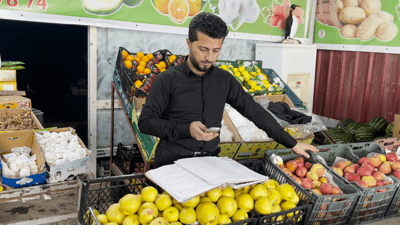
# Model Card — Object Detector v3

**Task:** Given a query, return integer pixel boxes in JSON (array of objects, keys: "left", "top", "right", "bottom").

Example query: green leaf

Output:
[
  {"left": 200, "top": 0, "right": 208, "bottom": 11},
  {"left": 260, "top": 7, "right": 270, "bottom": 19},
  {"left": 210, "top": 0, "right": 219, "bottom": 7},
  {"left": 214, "top": 7, "right": 219, "bottom": 15},
  {"left": 271, "top": 0, "right": 279, "bottom": 7}
]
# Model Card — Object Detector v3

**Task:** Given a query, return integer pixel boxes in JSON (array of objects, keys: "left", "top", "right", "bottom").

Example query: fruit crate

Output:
[
  {"left": 79, "top": 173, "right": 259, "bottom": 225},
  {"left": 238, "top": 159, "right": 312, "bottom": 225},
  {"left": 385, "top": 184, "right": 400, "bottom": 218},
  {"left": 339, "top": 142, "right": 400, "bottom": 224},
  {"left": 113, "top": 69, "right": 133, "bottom": 115},
  {"left": 264, "top": 149, "right": 361, "bottom": 225},
  {"left": 262, "top": 68, "right": 303, "bottom": 108},
  {"left": 113, "top": 143, "right": 145, "bottom": 174},
  {"left": 214, "top": 60, "right": 238, "bottom": 67}
]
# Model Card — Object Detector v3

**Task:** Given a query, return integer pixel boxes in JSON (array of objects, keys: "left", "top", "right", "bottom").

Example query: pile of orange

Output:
[
  {"left": 122, "top": 50, "right": 154, "bottom": 75},
  {"left": 154, "top": 0, "right": 201, "bottom": 24}
]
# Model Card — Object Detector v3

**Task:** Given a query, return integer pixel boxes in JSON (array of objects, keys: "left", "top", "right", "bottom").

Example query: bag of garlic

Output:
[
  {"left": 0, "top": 130, "right": 46, "bottom": 188},
  {"left": 35, "top": 127, "right": 91, "bottom": 183}
]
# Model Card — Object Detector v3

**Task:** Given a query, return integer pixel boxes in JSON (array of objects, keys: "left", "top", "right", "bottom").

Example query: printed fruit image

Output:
[
  {"left": 154, "top": 0, "right": 170, "bottom": 14},
  {"left": 168, "top": 0, "right": 190, "bottom": 24},
  {"left": 187, "top": 0, "right": 201, "bottom": 16},
  {"left": 151, "top": 0, "right": 206, "bottom": 24},
  {"left": 82, "top": 0, "right": 144, "bottom": 15}
]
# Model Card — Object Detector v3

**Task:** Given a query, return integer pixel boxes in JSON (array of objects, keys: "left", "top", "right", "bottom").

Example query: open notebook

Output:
[{"left": 145, "top": 157, "right": 268, "bottom": 203}]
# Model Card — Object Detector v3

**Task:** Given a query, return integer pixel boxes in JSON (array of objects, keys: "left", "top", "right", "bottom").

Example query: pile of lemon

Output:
[
  {"left": 219, "top": 65, "right": 272, "bottom": 93},
  {"left": 86, "top": 179, "right": 302, "bottom": 225}
]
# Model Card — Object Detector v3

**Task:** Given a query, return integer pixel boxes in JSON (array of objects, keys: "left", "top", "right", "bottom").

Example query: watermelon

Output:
[
  {"left": 337, "top": 118, "right": 355, "bottom": 131},
  {"left": 367, "top": 116, "right": 388, "bottom": 137},
  {"left": 373, "top": 136, "right": 385, "bottom": 141},
  {"left": 330, "top": 133, "right": 348, "bottom": 143},
  {"left": 344, "top": 122, "right": 364, "bottom": 138},
  {"left": 386, "top": 122, "right": 394, "bottom": 137},
  {"left": 327, "top": 128, "right": 343, "bottom": 135},
  {"left": 355, "top": 125, "right": 376, "bottom": 142}
]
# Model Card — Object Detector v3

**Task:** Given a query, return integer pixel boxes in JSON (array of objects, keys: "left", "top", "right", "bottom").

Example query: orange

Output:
[
  {"left": 159, "top": 61, "right": 167, "bottom": 69},
  {"left": 134, "top": 80, "right": 143, "bottom": 88},
  {"left": 124, "top": 61, "right": 133, "bottom": 69},
  {"left": 169, "top": 55, "right": 177, "bottom": 63},
  {"left": 168, "top": 0, "right": 189, "bottom": 24},
  {"left": 126, "top": 55, "right": 135, "bottom": 61},
  {"left": 187, "top": 0, "right": 201, "bottom": 17},
  {"left": 147, "top": 53, "right": 154, "bottom": 60},
  {"left": 137, "top": 65, "right": 145, "bottom": 73},
  {"left": 141, "top": 56, "right": 149, "bottom": 63},
  {"left": 139, "top": 61, "right": 147, "bottom": 67},
  {"left": 154, "top": 0, "right": 170, "bottom": 14},
  {"left": 137, "top": 52, "right": 145, "bottom": 59},
  {"left": 143, "top": 68, "right": 151, "bottom": 74},
  {"left": 161, "top": 69, "right": 167, "bottom": 72},
  {"left": 122, "top": 50, "right": 129, "bottom": 59}
]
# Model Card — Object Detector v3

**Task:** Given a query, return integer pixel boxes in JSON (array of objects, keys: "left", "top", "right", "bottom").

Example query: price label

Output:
[{"left": 0, "top": 0, "right": 48, "bottom": 11}]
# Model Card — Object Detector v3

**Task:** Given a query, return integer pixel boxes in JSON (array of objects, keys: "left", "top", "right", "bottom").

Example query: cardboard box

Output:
[
  {"left": 0, "top": 130, "right": 47, "bottom": 188},
  {"left": 0, "top": 70, "right": 16, "bottom": 82},
  {"left": 0, "top": 108, "right": 44, "bottom": 132},
  {"left": 0, "top": 96, "right": 31, "bottom": 109},
  {"left": 36, "top": 127, "right": 91, "bottom": 183},
  {"left": 131, "top": 97, "right": 158, "bottom": 162},
  {"left": 394, "top": 114, "right": 400, "bottom": 138},
  {"left": 219, "top": 111, "right": 241, "bottom": 158},
  {"left": 254, "top": 94, "right": 295, "bottom": 108},
  {"left": 0, "top": 81, "right": 17, "bottom": 91}
]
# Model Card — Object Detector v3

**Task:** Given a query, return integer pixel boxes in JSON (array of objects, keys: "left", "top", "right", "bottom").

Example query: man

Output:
[{"left": 138, "top": 12, "right": 318, "bottom": 168}]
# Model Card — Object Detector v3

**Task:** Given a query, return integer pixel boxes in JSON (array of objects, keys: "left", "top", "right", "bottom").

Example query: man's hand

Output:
[
  {"left": 292, "top": 142, "right": 319, "bottom": 158},
  {"left": 190, "top": 121, "right": 219, "bottom": 141}
]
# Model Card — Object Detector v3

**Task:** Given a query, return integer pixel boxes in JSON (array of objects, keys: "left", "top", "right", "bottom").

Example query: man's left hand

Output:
[{"left": 292, "top": 142, "right": 319, "bottom": 158}]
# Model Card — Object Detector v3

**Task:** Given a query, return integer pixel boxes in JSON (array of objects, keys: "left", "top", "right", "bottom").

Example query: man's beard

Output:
[{"left": 189, "top": 51, "right": 212, "bottom": 72}]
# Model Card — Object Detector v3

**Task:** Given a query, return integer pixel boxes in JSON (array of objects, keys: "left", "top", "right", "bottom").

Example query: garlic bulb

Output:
[
  {"left": 45, "top": 152, "right": 56, "bottom": 164},
  {"left": 23, "top": 162, "right": 30, "bottom": 167},
  {"left": 30, "top": 168, "right": 38, "bottom": 175},
  {"left": 29, "top": 160, "right": 37, "bottom": 166},
  {"left": 43, "top": 132, "right": 51, "bottom": 138},
  {"left": 10, "top": 162, "right": 19, "bottom": 173},
  {"left": 7, "top": 156, "right": 17, "bottom": 164},
  {"left": 50, "top": 132, "right": 59, "bottom": 139},
  {"left": 15, "top": 160, "right": 23, "bottom": 169},
  {"left": 13, "top": 152, "right": 21, "bottom": 157},
  {"left": 30, "top": 164, "right": 38, "bottom": 170},
  {"left": 23, "top": 153, "right": 30, "bottom": 158},
  {"left": 19, "top": 168, "right": 31, "bottom": 177}
]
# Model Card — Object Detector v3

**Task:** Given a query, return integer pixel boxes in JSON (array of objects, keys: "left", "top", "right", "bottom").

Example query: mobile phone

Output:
[{"left": 205, "top": 127, "right": 220, "bottom": 133}]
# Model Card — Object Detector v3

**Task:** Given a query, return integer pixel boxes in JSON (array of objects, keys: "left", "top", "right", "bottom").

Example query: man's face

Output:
[{"left": 187, "top": 31, "right": 224, "bottom": 73}]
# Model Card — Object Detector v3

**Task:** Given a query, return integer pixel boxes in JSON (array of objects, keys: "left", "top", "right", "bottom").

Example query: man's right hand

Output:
[{"left": 190, "top": 121, "right": 219, "bottom": 141}]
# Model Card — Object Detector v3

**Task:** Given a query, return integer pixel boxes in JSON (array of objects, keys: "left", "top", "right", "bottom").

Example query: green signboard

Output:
[
  {"left": 313, "top": 0, "right": 400, "bottom": 47},
  {"left": 0, "top": 0, "right": 313, "bottom": 39}
]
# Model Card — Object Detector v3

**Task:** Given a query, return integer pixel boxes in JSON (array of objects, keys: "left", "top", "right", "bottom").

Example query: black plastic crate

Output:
[
  {"left": 114, "top": 143, "right": 144, "bottom": 174},
  {"left": 385, "top": 185, "right": 400, "bottom": 218},
  {"left": 238, "top": 159, "right": 312, "bottom": 225},
  {"left": 337, "top": 142, "right": 400, "bottom": 224},
  {"left": 264, "top": 148, "right": 361, "bottom": 225},
  {"left": 79, "top": 174, "right": 148, "bottom": 225}
]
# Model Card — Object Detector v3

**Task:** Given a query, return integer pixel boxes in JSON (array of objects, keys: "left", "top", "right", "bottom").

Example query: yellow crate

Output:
[
  {"left": 234, "top": 142, "right": 278, "bottom": 159},
  {"left": 275, "top": 134, "right": 314, "bottom": 149},
  {"left": 218, "top": 112, "right": 241, "bottom": 158},
  {"left": 0, "top": 82, "right": 16, "bottom": 91}
]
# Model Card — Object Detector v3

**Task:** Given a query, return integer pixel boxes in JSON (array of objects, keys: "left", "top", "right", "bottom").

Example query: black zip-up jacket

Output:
[{"left": 138, "top": 61, "right": 297, "bottom": 153}]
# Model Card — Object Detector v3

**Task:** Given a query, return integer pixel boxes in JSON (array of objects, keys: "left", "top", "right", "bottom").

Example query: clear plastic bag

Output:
[
  {"left": 284, "top": 125, "right": 314, "bottom": 139},
  {"left": 220, "top": 118, "right": 234, "bottom": 142},
  {"left": 237, "top": 123, "right": 273, "bottom": 142}
]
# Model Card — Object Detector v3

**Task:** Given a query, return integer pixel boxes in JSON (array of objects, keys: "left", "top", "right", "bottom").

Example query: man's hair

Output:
[{"left": 188, "top": 12, "right": 229, "bottom": 42}]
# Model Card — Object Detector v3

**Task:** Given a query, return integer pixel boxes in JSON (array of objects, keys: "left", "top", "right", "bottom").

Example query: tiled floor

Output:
[{"left": 361, "top": 216, "right": 400, "bottom": 225}]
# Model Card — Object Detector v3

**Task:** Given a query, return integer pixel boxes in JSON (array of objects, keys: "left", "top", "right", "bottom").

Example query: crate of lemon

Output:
[
  {"left": 79, "top": 172, "right": 311, "bottom": 225},
  {"left": 218, "top": 65, "right": 284, "bottom": 96}
]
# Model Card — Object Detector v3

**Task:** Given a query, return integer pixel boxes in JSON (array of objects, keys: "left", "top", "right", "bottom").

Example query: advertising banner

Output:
[
  {"left": 313, "top": 0, "right": 400, "bottom": 52},
  {"left": 0, "top": 0, "right": 314, "bottom": 40}
]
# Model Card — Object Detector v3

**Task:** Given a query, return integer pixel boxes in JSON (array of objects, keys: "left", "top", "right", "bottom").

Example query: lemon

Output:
[
  {"left": 122, "top": 215, "right": 139, "bottom": 225},
  {"left": 234, "top": 72, "right": 241, "bottom": 77},
  {"left": 271, "top": 205, "right": 282, "bottom": 222},
  {"left": 267, "top": 190, "right": 282, "bottom": 205},
  {"left": 249, "top": 184, "right": 268, "bottom": 200},
  {"left": 119, "top": 194, "right": 142, "bottom": 215},
  {"left": 182, "top": 196, "right": 200, "bottom": 208},
  {"left": 105, "top": 223, "right": 119, "bottom": 225},
  {"left": 291, "top": 194, "right": 299, "bottom": 205},
  {"left": 179, "top": 207, "right": 196, "bottom": 224},
  {"left": 200, "top": 197, "right": 212, "bottom": 203},
  {"left": 196, "top": 202, "right": 219, "bottom": 225},
  {"left": 234, "top": 190, "right": 242, "bottom": 199},
  {"left": 220, "top": 65, "right": 228, "bottom": 69},
  {"left": 139, "top": 208, "right": 157, "bottom": 225},
  {"left": 170, "top": 222, "right": 182, "bottom": 225},
  {"left": 236, "top": 194, "right": 254, "bottom": 212},
  {"left": 241, "top": 186, "right": 251, "bottom": 194},
  {"left": 155, "top": 194, "right": 172, "bottom": 211},
  {"left": 174, "top": 203, "right": 183, "bottom": 211},
  {"left": 221, "top": 187, "right": 235, "bottom": 198},
  {"left": 233, "top": 68, "right": 239, "bottom": 72},
  {"left": 138, "top": 202, "right": 159, "bottom": 217},
  {"left": 206, "top": 188, "right": 222, "bottom": 202},
  {"left": 162, "top": 207, "right": 180, "bottom": 222},
  {"left": 96, "top": 214, "right": 109, "bottom": 225},
  {"left": 142, "top": 186, "right": 159, "bottom": 203},
  {"left": 281, "top": 201, "right": 297, "bottom": 217},
  {"left": 279, "top": 184, "right": 296, "bottom": 201},
  {"left": 231, "top": 209, "right": 248, "bottom": 222},
  {"left": 217, "top": 197, "right": 237, "bottom": 217},
  {"left": 239, "top": 77, "right": 244, "bottom": 82},
  {"left": 217, "top": 214, "right": 231, "bottom": 225},
  {"left": 84, "top": 209, "right": 100, "bottom": 223},
  {"left": 162, "top": 191, "right": 172, "bottom": 198},
  {"left": 255, "top": 197, "right": 272, "bottom": 215},
  {"left": 149, "top": 217, "right": 169, "bottom": 225},
  {"left": 172, "top": 198, "right": 180, "bottom": 205},
  {"left": 238, "top": 66, "right": 245, "bottom": 72},
  {"left": 106, "top": 204, "right": 125, "bottom": 224}
]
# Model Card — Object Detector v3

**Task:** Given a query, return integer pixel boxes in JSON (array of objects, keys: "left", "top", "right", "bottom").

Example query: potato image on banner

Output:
[
  {"left": 342, "top": 0, "right": 358, "bottom": 8},
  {"left": 375, "top": 22, "right": 398, "bottom": 41},
  {"left": 376, "top": 11, "right": 394, "bottom": 24},
  {"left": 340, "top": 24, "right": 357, "bottom": 38},
  {"left": 339, "top": 7, "right": 366, "bottom": 24},
  {"left": 356, "top": 14, "right": 382, "bottom": 40},
  {"left": 360, "top": 0, "right": 381, "bottom": 16}
]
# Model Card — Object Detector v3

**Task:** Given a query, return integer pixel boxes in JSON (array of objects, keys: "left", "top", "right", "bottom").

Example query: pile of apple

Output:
[
  {"left": 332, "top": 153, "right": 400, "bottom": 191},
  {"left": 278, "top": 157, "right": 343, "bottom": 196}
]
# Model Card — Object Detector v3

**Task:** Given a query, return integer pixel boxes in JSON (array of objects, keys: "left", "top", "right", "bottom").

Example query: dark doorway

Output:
[{"left": 0, "top": 19, "right": 88, "bottom": 145}]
